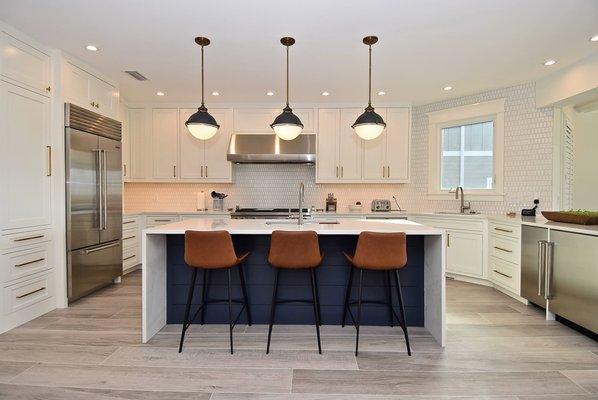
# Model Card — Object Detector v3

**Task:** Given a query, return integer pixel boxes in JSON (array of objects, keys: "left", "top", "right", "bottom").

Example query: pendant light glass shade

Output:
[
  {"left": 353, "top": 36, "right": 386, "bottom": 140},
  {"left": 271, "top": 37, "right": 303, "bottom": 141},
  {"left": 185, "top": 37, "right": 219, "bottom": 140}
]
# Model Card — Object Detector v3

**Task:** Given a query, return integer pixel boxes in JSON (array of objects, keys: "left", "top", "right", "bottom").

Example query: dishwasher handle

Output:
[
  {"left": 537, "top": 240, "right": 547, "bottom": 297},
  {"left": 545, "top": 242, "right": 554, "bottom": 300}
]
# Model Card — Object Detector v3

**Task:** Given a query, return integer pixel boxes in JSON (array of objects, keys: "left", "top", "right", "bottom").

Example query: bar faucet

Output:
[
  {"left": 298, "top": 182, "right": 305, "bottom": 225},
  {"left": 451, "top": 186, "right": 471, "bottom": 214}
]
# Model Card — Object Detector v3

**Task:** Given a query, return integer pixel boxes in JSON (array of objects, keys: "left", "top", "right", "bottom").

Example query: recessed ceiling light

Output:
[
  {"left": 591, "top": 34, "right": 598, "bottom": 42},
  {"left": 212, "top": 91, "right": 220, "bottom": 96},
  {"left": 544, "top": 59, "right": 557, "bottom": 66},
  {"left": 443, "top": 86, "right": 453, "bottom": 91},
  {"left": 377, "top": 91, "right": 385, "bottom": 96},
  {"left": 156, "top": 91, "right": 165, "bottom": 96},
  {"left": 266, "top": 91, "right": 274, "bottom": 96},
  {"left": 85, "top": 45, "right": 98, "bottom": 52},
  {"left": 321, "top": 91, "right": 330, "bottom": 96}
]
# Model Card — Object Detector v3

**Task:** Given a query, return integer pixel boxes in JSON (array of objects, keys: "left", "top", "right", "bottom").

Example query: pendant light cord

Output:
[
  {"left": 368, "top": 44, "right": 372, "bottom": 108},
  {"left": 286, "top": 44, "right": 290, "bottom": 108},
  {"left": 201, "top": 44, "right": 205, "bottom": 108}
]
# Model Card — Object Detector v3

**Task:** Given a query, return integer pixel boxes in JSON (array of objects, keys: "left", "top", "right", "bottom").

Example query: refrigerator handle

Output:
[
  {"left": 537, "top": 240, "right": 546, "bottom": 297},
  {"left": 96, "top": 149, "right": 103, "bottom": 231},
  {"left": 545, "top": 242, "right": 554, "bottom": 299},
  {"left": 102, "top": 149, "right": 108, "bottom": 230}
]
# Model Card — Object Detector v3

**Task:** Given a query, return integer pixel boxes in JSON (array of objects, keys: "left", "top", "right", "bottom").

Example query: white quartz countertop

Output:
[
  {"left": 487, "top": 214, "right": 598, "bottom": 236},
  {"left": 143, "top": 217, "right": 444, "bottom": 236}
]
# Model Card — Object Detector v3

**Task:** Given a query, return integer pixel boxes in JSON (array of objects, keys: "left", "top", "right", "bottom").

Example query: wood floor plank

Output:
[
  {"left": 11, "top": 364, "right": 292, "bottom": 394},
  {"left": 0, "top": 361, "right": 35, "bottom": 383},
  {"left": 446, "top": 335, "right": 598, "bottom": 353},
  {"left": 43, "top": 317, "right": 141, "bottom": 333},
  {"left": 446, "top": 323, "right": 586, "bottom": 337},
  {"left": 0, "top": 329, "right": 141, "bottom": 347},
  {"left": 210, "top": 393, "right": 518, "bottom": 399},
  {"left": 103, "top": 346, "right": 357, "bottom": 370},
  {"left": 561, "top": 370, "right": 598, "bottom": 394},
  {"left": 291, "top": 369, "right": 586, "bottom": 396},
  {"left": 0, "top": 384, "right": 211, "bottom": 399},
  {"left": 0, "top": 342, "right": 118, "bottom": 365},
  {"left": 518, "top": 395, "right": 598, "bottom": 400}
]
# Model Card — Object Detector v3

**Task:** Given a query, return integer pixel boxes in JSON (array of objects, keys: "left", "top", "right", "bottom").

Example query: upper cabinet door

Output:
[
  {"left": 385, "top": 107, "right": 410, "bottom": 182},
  {"left": 362, "top": 108, "right": 388, "bottom": 180},
  {"left": 90, "top": 77, "right": 118, "bottom": 119},
  {"left": 152, "top": 109, "right": 179, "bottom": 179},
  {"left": 128, "top": 108, "right": 150, "bottom": 179},
  {"left": 178, "top": 108, "right": 205, "bottom": 179},
  {"left": 316, "top": 109, "right": 340, "bottom": 182},
  {"left": 338, "top": 109, "right": 362, "bottom": 180},
  {"left": 0, "top": 32, "right": 51, "bottom": 96},
  {"left": 0, "top": 82, "right": 51, "bottom": 231},
  {"left": 293, "top": 109, "right": 315, "bottom": 133},
  {"left": 233, "top": 109, "right": 277, "bottom": 132},
  {"left": 64, "top": 63, "right": 92, "bottom": 108},
  {"left": 203, "top": 109, "right": 233, "bottom": 181}
]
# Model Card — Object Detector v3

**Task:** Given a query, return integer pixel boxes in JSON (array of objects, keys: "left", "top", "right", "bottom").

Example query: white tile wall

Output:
[{"left": 125, "top": 82, "right": 554, "bottom": 215}]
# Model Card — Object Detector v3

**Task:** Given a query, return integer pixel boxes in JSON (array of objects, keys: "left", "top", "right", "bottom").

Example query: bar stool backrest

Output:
[
  {"left": 268, "top": 230, "right": 322, "bottom": 269},
  {"left": 353, "top": 231, "right": 407, "bottom": 270},
  {"left": 184, "top": 230, "right": 239, "bottom": 269}
]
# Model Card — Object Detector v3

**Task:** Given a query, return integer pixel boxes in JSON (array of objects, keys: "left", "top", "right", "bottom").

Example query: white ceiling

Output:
[{"left": 1, "top": 0, "right": 597, "bottom": 105}]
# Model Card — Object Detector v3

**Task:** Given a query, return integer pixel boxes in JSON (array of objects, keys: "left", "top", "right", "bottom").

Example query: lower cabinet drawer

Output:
[
  {"left": 123, "top": 246, "right": 139, "bottom": 270},
  {"left": 146, "top": 215, "right": 180, "bottom": 227},
  {"left": 489, "top": 234, "right": 520, "bottom": 264},
  {"left": 122, "top": 229, "right": 139, "bottom": 249},
  {"left": 1, "top": 229, "right": 52, "bottom": 252},
  {"left": 3, "top": 271, "right": 54, "bottom": 315},
  {"left": 1, "top": 242, "right": 53, "bottom": 283},
  {"left": 490, "top": 257, "right": 519, "bottom": 294}
]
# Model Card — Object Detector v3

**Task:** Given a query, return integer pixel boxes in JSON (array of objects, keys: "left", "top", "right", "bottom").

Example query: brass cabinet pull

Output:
[
  {"left": 382, "top": 166, "right": 385, "bottom": 178},
  {"left": 493, "top": 269, "right": 512, "bottom": 279},
  {"left": 336, "top": 166, "right": 339, "bottom": 178},
  {"left": 341, "top": 166, "right": 344, "bottom": 177},
  {"left": 14, "top": 234, "right": 44, "bottom": 242},
  {"left": 123, "top": 235, "right": 136, "bottom": 240},
  {"left": 173, "top": 165, "right": 176, "bottom": 178},
  {"left": 387, "top": 165, "right": 390, "bottom": 177},
  {"left": 46, "top": 146, "right": 52, "bottom": 176},
  {"left": 201, "top": 165, "right": 203, "bottom": 177},
  {"left": 205, "top": 165, "right": 208, "bottom": 177},
  {"left": 447, "top": 233, "right": 450, "bottom": 247},
  {"left": 15, "top": 258, "right": 45, "bottom": 268},
  {"left": 91, "top": 102, "right": 96, "bottom": 107},
  {"left": 494, "top": 227, "right": 513, "bottom": 233},
  {"left": 494, "top": 246, "right": 512, "bottom": 253},
  {"left": 45, "top": 86, "right": 51, "bottom": 92},
  {"left": 123, "top": 255, "right": 136, "bottom": 261},
  {"left": 96, "top": 103, "right": 100, "bottom": 108},
  {"left": 123, "top": 164, "right": 127, "bottom": 177},
  {"left": 16, "top": 287, "right": 46, "bottom": 299},
  {"left": 153, "top": 219, "right": 172, "bottom": 222}
]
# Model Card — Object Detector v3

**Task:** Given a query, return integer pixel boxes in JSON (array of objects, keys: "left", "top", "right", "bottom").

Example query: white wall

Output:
[{"left": 572, "top": 109, "right": 598, "bottom": 210}]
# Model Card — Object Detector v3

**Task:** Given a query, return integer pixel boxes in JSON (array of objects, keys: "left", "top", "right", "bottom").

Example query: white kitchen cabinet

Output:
[
  {"left": 338, "top": 109, "right": 363, "bottom": 180},
  {"left": 0, "top": 82, "right": 52, "bottom": 231},
  {"left": 446, "top": 230, "right": 484, "bottom": 277},
  {"left": 121, "top": 106, "right": 130, "bottom": 179},
  {"left": 179, "top": 108, "right": 204, "bottom": 179},
  {"left": 63, "top": 61, "right": 119, "bottom": 119},
  {"left": 316, "top": 109, "right": 340, "bottom": 182},
  {"left": 362, "top": 108, "right": 388, "bottom": 180},
  {"left": 0, "top": 31, "right": 51, "bottom": 96},
  {"left": 233, "top": 108, "right": 314, "bottom": 133},
  {"left": 128, "top": 108, "right": 151, "bottom": 180},
  {"left": 488, "top": 219, "right": 521, "bottom": 295},
  {"left": 152, "top": 109, "right": 179, "bottom": 179}
]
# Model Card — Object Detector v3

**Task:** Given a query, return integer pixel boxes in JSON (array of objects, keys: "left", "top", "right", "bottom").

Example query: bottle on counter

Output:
[{"left": 326, "top": 193, "right": 337, "bottom": 212}]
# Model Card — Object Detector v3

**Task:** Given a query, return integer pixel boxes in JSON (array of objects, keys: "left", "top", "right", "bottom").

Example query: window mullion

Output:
[{"left": 460, "top": 125, "right": 465, "bottom": 187}]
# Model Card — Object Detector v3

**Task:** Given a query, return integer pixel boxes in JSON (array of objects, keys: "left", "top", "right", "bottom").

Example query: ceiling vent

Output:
[{"left": 123, "top": 71, "right": 148, "bottom": 81}]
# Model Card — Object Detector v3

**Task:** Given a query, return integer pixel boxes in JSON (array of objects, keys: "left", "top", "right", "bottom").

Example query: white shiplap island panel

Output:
[{"left": 142, "top": 218, "right": 446, "bottom": 345}]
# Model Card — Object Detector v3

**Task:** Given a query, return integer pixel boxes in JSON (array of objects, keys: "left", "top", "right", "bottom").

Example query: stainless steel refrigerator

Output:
[{"left": 65, "top": 103, "right": 122, "bottom": 303}]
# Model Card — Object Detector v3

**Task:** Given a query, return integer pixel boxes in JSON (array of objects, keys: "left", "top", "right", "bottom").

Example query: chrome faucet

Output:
[
  {"left": 451, "top": 186, "right": 471, "bottom": 214},
  {"left": 298, "top": 182, "right": 305, "bottom": 225}
]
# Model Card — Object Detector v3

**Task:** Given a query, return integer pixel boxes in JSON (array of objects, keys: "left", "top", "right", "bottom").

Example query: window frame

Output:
[{"left": 427, "top": 99, "right": 505, "bottom": 201}]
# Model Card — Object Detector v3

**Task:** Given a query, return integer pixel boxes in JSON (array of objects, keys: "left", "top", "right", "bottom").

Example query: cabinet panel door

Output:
[
  {"left": 121, "top": 106, "right": 130, "bottom": 179},
  {"left": 446, "top": 230, "right": 484, "bottom": 277},
  {"left": 338, "top": 109, "right": 362, "bottom": 180},
  {"left": 362, "top": 108, "right": 387, "bottom": 180},
  {"left": 294, "top": 108, "right": 315, "bottom": 133},
  {"left": 178, "top": 108, "right": 205, "bottom": 179},
  {"left": 0, "top": 82, "right": 51, "bottom": 230},
  {"left": 316, "top": 109, "right": 339, "bottom": 181},
  {"left": 233, "top": 109, "right": 277, "bottom": 132},
  {"left": 64, "top": 63, "right": 92, "bottom": 108},
  {"left": 203, "top": 109, "right": 233, "bottom": 181},
  {"left": 386, "top": 107, "right": 410, "bottom": 181},
  {"left": 152, "top": 109, "right": 179, "bottom": 179},
  {"left": 90, "top": 77, "right": 118, "bottom": 118},
  {"left": 0, "top": 32, "right": 50, "bottom": 95},
  {"left": 128, "top": 108, "right": 150, "bottom": 179}
]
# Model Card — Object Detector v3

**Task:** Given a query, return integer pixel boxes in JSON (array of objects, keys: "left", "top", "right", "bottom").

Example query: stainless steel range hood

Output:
[{"left": 227, "top": 133, "right": 316, "bottom": 163}]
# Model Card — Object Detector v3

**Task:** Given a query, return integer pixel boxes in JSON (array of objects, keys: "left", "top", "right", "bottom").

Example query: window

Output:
[
  {"left": 427, "top": 99, "right": 504, "bottom": 201},
  {"left": 441, "top": 121, "right": 494, "bottom": 190}
]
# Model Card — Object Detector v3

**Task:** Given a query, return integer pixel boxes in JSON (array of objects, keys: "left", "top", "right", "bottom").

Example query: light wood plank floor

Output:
[{"left": 1, "top": 271, "right": 597, "bottom": 399}]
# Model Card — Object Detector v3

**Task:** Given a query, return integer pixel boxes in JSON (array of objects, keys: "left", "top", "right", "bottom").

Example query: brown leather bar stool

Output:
[
  {"left": 266, "top": 230, "right": 323, "bottom": 354},
  {"left": 342, "top": 231, "right": 411, "bottom": 356},
  {"left": 179, "top": 230, "right": 251, "bottom": 354}
]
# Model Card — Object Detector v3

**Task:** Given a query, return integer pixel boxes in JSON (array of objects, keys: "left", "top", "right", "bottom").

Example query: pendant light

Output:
[
  {"left": 352, "top": 36, "right": 386, "bottom": 140},
  {"left": 185, "top": 37, "right": 219, "bottom": 140},
  {"left": 271, "top": 37, "right": 303, "bottom": 141}
]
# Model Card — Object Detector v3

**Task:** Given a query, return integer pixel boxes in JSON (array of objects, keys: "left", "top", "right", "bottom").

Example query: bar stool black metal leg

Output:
[
  {"left": 394, "top": 269, "right": 411, "bottom": 356},
  {"left": 385, "top": 271, "right": 394, "bottom": 327},
  {"left": 355, "top": 269, "right": 364, "bottom": 357},
  {"left": 313, "top": 269, "right": 323, "bottom": 326},
  {"left": 199, "top": 269, "right": 209, "bottom": 325},
  {"left": 238, "top": 264, "right": 252, "bottom": 326},
  {"left": 310, "top": 269, "right": 322, "bottom": 354},
  {"left": 227, "top": 268, "right": 234, "bottom": 354},
  {"left": 179, "top": 268, "right": 198, "bottom": 353},
  {"left": 266, "top": 269, "right": 280, "bottom": 354},
  {"left": 341, "top": 266, "right": 354, "bottom": 327}
]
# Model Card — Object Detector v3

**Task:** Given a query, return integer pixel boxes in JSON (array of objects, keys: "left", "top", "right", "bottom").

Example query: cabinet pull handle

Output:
[
  {"left": 153, "top": 219, "right": 172, "bottom": 222},
  {"left": 123, "top": 255, "right": 136, "bottom": 261},
  {"left": 14, "top": 234, "right": 44, "bottom": 242},
  {"left": 205, "top": 166, "right": 207, "bottom": 177},
  {"left": 123, "top": 235, "right": 136, "bottom": 240},
  {"left": 447, "top": 233, "right": 450, "bottom": 247},
  {"left": 387, "top": 165, "right": 390, "bottom": 177},
  {"left": 46, "top": 146, "right": 52, "bottom": 176},
  {"left": 15, "top": 258, "right": 45, "bottom": 268},
  {"left": 123, "top": 220, "right": 135, "bottom": 224},
  {"left": 173, "top": 165, "right": 176, "bottom": 178},
  {"left": 493, "top": 246, "right": 512, "bottom": 253},
  {"left": 91, "top": 102, "right": 95, "bottom": 107},
  {"left": 341, "top": 166, "right": 343, "bottom": 177},
  {"left": 123, "top": 164, "right": 127, "bottom": 177},
  {"left": 336, "top": 166, "right": 339, "bottom": 178},
  {"left": 382, "top": 166, "right": 385, "bottom": 178},
  {"left": 201, "top": 165, "right": 204, "bottom": 177},
  {"left": 16, "top": 287, "right": 46, "bottom": 299},
  {"left": 46, "top": 86, "right": 51, "bottom": 92},
  {"left": 493, "top": 269, "right": 512, "bottom": 279},
  {"left": 537, "top": 240, "right": 546, "bottom": 297},
  {"left": 83, "top": 241, "right": 120, "bottom": 254},
  {"left": 494, "top": 227, "right": 513, "bottom": 233}
]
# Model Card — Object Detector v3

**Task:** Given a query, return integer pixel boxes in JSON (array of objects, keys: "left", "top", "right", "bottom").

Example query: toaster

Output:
[{"left": 371, "top": 199, "right": 391, "bottom": 212}]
